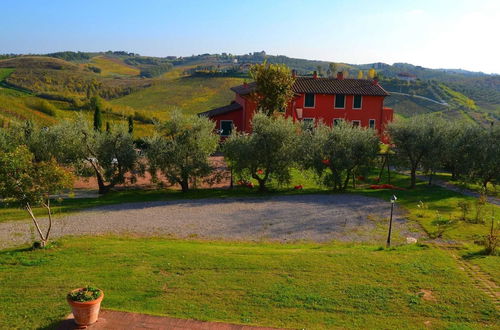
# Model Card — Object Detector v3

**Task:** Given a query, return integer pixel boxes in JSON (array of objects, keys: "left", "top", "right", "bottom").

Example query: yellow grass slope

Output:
[{"left": 90, "top": 56, "right": 140, "bottom": 76}]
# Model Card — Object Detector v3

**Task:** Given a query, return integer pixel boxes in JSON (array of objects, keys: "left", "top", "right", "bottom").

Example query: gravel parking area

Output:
[{"left": 0, "top": 194, "right": 420, "bottom": 249}]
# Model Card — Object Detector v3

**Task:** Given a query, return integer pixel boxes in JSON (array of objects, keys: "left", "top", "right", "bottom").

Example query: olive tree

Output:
[
  {"left": 300, "top": 120, "right": 379, "bottom": 190},
  {"left": 23, "top": 119, "right": 142, "bottom": 194},
  {"left": 388, "top": 115, "right": 448, "bottom": 188},
  {"left": 0, "top": 146, "right": 73, "bottom": 247},
  {"left": 441, "top": 121, "right": 481, "bottom": 180},
  {"left": 250, "top": 62, "right": 295, "bottom": 116},
  {"left": 224, "top": 112, "right": 299, "bottom": 192},
  {"left": 145, "top": 112, "right": 219, "bottom": 192},
  {"left": 467, "top": 125, "right": 500, "bottom": 189}
]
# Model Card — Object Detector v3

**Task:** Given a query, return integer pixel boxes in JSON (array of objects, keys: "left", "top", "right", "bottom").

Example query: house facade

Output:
[{"left": 198, "top": 72, "right": 393, "bottom": 138}]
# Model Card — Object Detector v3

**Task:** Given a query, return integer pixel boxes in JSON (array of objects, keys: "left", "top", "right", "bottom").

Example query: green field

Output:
[
  {"left": 0, "top": 237, "right": 497, "bottom": 329},
  {"left": 1, "top": 54, "right": 498, "bottom": 131},
  {"left": 0, "top": 68, "right": 14, "bottom": 81},
  {"left": 90, "top": 55, "right": 140, "bottom": 76},
  {"left": 0, "top": 57, "right": 243, "bottom": 135},
  {"left": 111, "top": 75, "right": 244, "bottom": 118}
]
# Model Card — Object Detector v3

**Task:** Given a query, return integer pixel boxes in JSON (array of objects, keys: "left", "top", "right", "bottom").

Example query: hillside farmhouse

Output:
[{"left": 198, "top": 72, "right": 393, "bottom": 137}]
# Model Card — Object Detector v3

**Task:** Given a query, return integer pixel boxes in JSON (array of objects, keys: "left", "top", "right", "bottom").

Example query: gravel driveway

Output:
[{"left": 0, "top": 194, "right": 419, "bottom": 249}]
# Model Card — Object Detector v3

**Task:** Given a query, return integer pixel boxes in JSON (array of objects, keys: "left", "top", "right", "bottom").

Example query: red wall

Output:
[
  {"left": 287, "top": 94, "right": 390, "bottom": 134},
  {"left": 209, "top": 108, "right": 244, "bottom": 140},
  {"left": 209, "top": 92, "right": 394, "bottom": 137}
]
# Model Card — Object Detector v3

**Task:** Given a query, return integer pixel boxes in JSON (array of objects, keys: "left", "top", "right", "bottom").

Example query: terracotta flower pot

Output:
[{"left": 67, "top": 288, "right": 104, "bottom": 326}]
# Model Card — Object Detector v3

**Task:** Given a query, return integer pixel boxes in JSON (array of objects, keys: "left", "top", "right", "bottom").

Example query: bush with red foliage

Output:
[{"left": 369, "top": 184, "right": 406, "bottom": 190}]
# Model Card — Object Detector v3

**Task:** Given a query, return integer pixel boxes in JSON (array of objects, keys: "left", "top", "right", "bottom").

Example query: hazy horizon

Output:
[{"left": 2, "top": 0, "right": 499, "bottom": 74}]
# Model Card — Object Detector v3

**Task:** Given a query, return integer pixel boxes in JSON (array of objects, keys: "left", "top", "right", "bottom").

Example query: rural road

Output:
[{"left": 0, "top": 194, "right": 418, "bottom": 249}]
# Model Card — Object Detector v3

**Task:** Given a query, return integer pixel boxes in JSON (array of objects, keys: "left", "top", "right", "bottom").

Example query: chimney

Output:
[
  {"left": 371, "top": 76, "right": 379, "bottom": 85},
  {"left": 313, "top": 71, "right": 318, "bottom": 79},
  {"left": 292, "top": 69, "right": 297, "bottom": 78},
  {"left": 336, "top": 71, "right": 344, "bottom": 80}
]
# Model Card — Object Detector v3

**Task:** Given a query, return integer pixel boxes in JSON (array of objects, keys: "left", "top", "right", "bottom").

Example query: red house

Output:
[{"left": 198, "top": 72, "right": 393, "bottom": 138}]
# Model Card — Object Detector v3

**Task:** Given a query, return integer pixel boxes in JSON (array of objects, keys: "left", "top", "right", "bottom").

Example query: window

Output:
[
  {"left": 333, "top": 118, "right": 342, "bottom": 126},
  {"left": 304, "top": 93, "right": 315, "bottom": 108},
  {"left": 334, "top": 94, "right": 345, "bottom": 108},
  {"left": 220, "top": 120, "right": 233, "bottom": 136},
  {"left": 302, "top": 118, "right": 314, "bottom": 130},
  {"left": 369, "top": 119, "right": 376, "bottom": 129},
  {"left": 353, "top": 95, "right": 362, "bottom": 109},
  {"left": 352, "top": 120, "right": 361, "bottom": 127}
]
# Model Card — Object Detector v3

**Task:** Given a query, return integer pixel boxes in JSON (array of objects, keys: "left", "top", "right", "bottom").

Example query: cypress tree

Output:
[
  {"left": 92, "top": 96, "right": 103, "bottom": 132},
  {"left": 128, "top": 116, "right": 134, "bottom": 134}
]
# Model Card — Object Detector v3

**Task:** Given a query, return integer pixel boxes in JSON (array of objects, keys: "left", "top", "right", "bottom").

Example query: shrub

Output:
[
  {"left": 145, "top": 111, "right": 219, "bottom": 192},
  {"left": 300, "top": 120, "right": 379, "bottom": 191},
  {"left": 224, "top": 112, "right": 299, "bottom": 192},
  {"left": 457, "top": 201, "right": 471, "bottom": 222},
  {"left": 28, "top": 99, "right": 57, "bottom": 117}
]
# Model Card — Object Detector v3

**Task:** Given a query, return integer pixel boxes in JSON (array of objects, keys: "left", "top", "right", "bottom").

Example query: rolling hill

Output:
[{"left": 0, "top": 51, "right": 498, "bottom": 135}]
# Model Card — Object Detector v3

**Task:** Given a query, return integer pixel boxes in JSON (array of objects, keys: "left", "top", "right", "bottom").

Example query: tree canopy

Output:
[
  {"left": 224, "top": 112, "right": 299, "bottom": 192},
  {"left": 145, "top": 112, "right": 219, "bottom": 192},
  {"left": 300, "top": 120, "right": 379, "bottom": 190},
  {"left": 249, "top": 62, "right": 295, "bottom": 116}
]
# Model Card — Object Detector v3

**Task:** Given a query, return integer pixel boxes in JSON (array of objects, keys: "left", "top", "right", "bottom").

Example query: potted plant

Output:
[{"left": 67, "top": 286, "right": 104, "bottom": 326}]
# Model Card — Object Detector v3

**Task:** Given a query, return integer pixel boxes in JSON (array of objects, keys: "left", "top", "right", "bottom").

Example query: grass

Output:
[
  {"left": 430, "top": 172, "right": 499, "bottom": 198},
  {"left": 0, "top": 237, "right": 497, "bottom": 329},
  {"left": 0, "top": 68, "right": 14, "bottom": 81},
  {"left": 0, "top": 92, "right": 59, "bottom": 125},
  {"left": 355, "top": 171, "right": 499, "bottom": 243},
  {"left": 90, "top": 56, "right": 140, "bottom": 76},
  {"left": 111, "top": 74, "right": 244, "bottom": 118}
]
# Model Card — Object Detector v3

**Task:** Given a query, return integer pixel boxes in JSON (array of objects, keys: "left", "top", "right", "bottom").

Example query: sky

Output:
[{"left": 1, "top": 0, "right": 499, "bottom": 74}]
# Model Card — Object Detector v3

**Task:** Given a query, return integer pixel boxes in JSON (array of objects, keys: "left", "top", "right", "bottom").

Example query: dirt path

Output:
[
  {"left": 0, "top": 194, "right": 420, "bottom": 249},
  {"left": 415, "top": 174, "right": 500, "bottom": 206}
]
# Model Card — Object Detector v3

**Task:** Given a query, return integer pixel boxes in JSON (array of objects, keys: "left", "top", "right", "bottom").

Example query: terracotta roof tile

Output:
[{"left": 231, "top": 77, "right": 389, "bottom": 96}]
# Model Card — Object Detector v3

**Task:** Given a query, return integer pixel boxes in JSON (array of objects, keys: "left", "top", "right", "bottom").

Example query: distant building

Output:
[{"left": 198, "top": 71, "right": 393, "bottom": 140}]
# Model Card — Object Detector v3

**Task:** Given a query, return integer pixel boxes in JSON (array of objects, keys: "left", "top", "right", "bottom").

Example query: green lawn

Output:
[
  {"left": 355, "top": 171, "right": 499, "bottom": 243},
  {"left": 0, "top": 237, "right": 497, "bottom": 329}
]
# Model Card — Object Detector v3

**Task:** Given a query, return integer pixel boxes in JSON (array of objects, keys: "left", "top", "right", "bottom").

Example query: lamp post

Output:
[{"left": 386, "top": 195, "right": 397, "bottom": 248}]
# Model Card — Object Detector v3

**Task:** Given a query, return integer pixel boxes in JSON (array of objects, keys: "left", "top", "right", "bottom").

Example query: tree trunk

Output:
[
  {"left": 378, "top": 155, "right": 387, "bottom": 182},
  {"left": 410, "top": 167, "right": 417, "bottom": 189},
  {"left": 90, "top": 160, "right": 112, "bottom": 194},
  {"left": 180, "top": 180, "right": 189, "bottom": 192},
  {"left": 428, "top": 171, "right": 433, "bottom": 185},
  {"left": 25, "top": 202, "right": 49, "bottom": 248},
  {"left": 96, "top": 175, "right": 111, "bottom": 194},
  {"left": 257, "top": 178, "right": 267, "bottom": 192},
  {"left": 342, "top": 172, "right": 351, "bottom": 190},
  {"left": 451, "top": 168, "right": 457, "bottom": 180}
]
